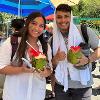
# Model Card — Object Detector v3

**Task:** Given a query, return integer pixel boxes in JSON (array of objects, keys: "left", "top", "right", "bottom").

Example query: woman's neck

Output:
[{"left": 27, "top": 36, "right": 38, "bottom": 46}]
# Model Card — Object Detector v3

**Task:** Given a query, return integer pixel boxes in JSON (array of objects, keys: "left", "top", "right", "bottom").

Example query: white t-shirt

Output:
[{"left": 0, "top": 37, "right": 47, "bottom": 100}]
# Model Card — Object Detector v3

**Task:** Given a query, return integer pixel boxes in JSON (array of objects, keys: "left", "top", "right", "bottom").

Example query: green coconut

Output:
[
  {"left": 67, "top": 46, "right": 82, "bottom": 64},
  {"left": 35, "top": 58, "right": 47, "bottom": 70},
  {"left": 32, "top": 54, "right": 47, "bottom": 70}
]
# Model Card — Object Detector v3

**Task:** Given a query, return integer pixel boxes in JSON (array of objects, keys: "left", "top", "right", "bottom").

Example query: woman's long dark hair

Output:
[{"left": 14, "top": 12, "right": 47, "bottom": 66}]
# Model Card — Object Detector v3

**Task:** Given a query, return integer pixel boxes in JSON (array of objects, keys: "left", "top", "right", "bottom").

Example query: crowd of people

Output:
[{"left": 0, "top": 3, "right": 100, "bottom": 100}]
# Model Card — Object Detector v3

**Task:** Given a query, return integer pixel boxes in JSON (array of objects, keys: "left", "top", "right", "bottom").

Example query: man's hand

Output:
[
  {"left": 52, "top": 48, "right": 66, "bottom": 67},
  {"left": 55, "top": 48, "right": 66, "bottom": 61},
  {"left": 75, "top": 53, "right": 89, "bottom": 67}
]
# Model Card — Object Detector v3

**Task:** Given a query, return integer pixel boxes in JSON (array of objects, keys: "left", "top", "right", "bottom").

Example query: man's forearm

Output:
[
  {"left": 51, "top": 56, "right": 58, "bottom": 68},
  {"left": 89, "top": 47, "right": 100, "bottom": 63}
]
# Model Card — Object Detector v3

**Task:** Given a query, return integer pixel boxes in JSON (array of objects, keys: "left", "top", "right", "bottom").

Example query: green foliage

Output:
[
  {"left": 0, "top": 13, "right": 4, "bottom": 31},
  {"left": 72, "top": 0, "right": 100, "bottom": 18},
  {"left": 0, "top": 12, "right": 18, "bottom": 22},
  {"left": 0, "top": 13, "right": 3, "bottom": 23},
  {"left": 72, "top": 0, "right": 85, "bottom": 16},
  {"left": 0, "top": 12, "right": 19, "bottom": 34}
]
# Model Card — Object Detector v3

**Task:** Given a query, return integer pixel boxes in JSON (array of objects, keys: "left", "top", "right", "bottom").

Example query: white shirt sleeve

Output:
[
  {"left": 87, "top": 27, "right": 100, "bottom": 49},
  {"left": 0, "top": 37, "right": 12, "bottom": 69}
]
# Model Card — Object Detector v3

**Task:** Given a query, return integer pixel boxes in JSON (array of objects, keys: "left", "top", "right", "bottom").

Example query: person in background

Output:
[
  {"left": 9, "top": 19, "right": 25, "bottom": 60},
  {"left": 46, "top": 22, "right": 55, "bottom": 98},
  {"left": 44, "top": 22, "right": 55, "bottom": 99},
  {"left": 46, "top": 22, "right": 53, "bottom": 35},
  {"left": 43, "top": 22, "right": 53, "bottom": 42},
  {"left": 52, "top": 4, "right": 100, "bottom": 100},
  {"left": 11, "top": 18, "right": 25, "bottom": 37},
  {"left": 0, "top": 12, "right": 52, "bottom": 100}
]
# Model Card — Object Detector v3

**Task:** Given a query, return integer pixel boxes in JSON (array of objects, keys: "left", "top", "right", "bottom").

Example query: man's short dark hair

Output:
[
  {"left": 56, "top": 4, "right": 71, "bottom": 13},
  {"left": 11, "top": 19, "right": 25, "bottom": 31}
]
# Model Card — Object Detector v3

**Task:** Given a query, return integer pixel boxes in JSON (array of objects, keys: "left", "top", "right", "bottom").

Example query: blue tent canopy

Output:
[{"left": 0, "top": 0, "right": 55, "bottom": 17}]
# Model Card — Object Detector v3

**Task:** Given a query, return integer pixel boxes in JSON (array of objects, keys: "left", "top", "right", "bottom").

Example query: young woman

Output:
[{"left": 0, "top": 12, "right": 52, "bottom": 100}]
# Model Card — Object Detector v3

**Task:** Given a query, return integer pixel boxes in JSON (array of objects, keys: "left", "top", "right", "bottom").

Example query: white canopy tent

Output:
[{"left": 50, "top": 0, "right": 80, "bottom": 7}]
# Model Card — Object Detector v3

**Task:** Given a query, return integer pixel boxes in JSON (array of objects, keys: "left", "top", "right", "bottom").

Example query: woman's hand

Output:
[
  {"left": 38, "top": 67, "right": 52, "bottom": 77},
  {"left": 21, "top": 64, "right": 35, "bottom": 73}
]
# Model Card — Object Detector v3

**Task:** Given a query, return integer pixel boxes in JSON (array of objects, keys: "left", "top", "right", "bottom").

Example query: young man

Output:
[{"left": 52, "top": 4, "right": 100, "bottom": 100}]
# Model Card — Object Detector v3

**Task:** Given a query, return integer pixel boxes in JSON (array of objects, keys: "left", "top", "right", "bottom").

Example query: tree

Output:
[
  {"left": 0, "top": 13, "right": 4, "bottom": 31},
  {"left": 72, "top": 0, "right": 85, "bottom": 16},
  {"left": 72, "top": 0, "right": 100, "bottom": 18}
]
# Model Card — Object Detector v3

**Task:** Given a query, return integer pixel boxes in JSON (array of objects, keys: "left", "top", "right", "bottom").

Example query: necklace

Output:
[{"left": 62, "top": 32, "right": 69, "bottom": 47}]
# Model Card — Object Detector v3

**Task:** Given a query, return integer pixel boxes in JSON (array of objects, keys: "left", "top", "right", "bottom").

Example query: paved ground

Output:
[
  {"left": 91, "top": 62, "right": 100, "bottom": 100},
  {"left": 46, "top": 62, "right": 100, "bottom": 100}
]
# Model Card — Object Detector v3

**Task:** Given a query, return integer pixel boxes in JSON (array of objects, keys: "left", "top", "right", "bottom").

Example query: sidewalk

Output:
[{"left": 91, "top": 63, "right": 100, "bottom": 100}]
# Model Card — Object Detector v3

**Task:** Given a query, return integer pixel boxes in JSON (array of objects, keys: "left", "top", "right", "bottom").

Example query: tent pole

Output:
[{"left": 18, "top": 0, "right": 21, "bottom": 18}]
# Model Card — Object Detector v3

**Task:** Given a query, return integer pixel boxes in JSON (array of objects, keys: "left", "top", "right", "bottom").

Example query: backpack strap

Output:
[
  {"left": 10, "top": 35, "right": 18, "bottom": 60},
  {"left": 81, "top": 24, "right": 89, "bottom": 44},
  {"left": 48, "top": 36, "right": 53, "bottom": 57}
]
